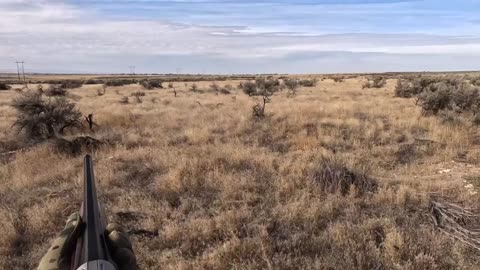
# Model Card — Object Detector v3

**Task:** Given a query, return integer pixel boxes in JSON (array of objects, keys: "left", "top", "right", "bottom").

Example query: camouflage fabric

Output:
[
  {"left": 37, "top": 212, "right": 80, "bottom": 270},
  {"left": 37, "top": 213, "right": 137, "bottom": 270}
]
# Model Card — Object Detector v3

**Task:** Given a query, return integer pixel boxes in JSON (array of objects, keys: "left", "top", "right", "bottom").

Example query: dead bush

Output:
[
  {"left": 11, "top": 91, "right": 82, "bottom": 140},
  {"left": 0, "top": 82, "right": 11, "bottom": 90},
  {"left": 311, "top": 156, "right": 377, "bottom": 195},
  {"left": 168, "top": 82, "right": 174, "bottom": 88}
]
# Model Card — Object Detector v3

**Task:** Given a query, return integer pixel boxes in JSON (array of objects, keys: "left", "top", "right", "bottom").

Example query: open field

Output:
[{"left": 1, "top": 74, "right": 480, "bottom": 269}]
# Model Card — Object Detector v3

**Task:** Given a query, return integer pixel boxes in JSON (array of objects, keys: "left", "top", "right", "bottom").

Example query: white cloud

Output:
[{"left": 1, "top": 0, "right": 480, "bottom": 73}]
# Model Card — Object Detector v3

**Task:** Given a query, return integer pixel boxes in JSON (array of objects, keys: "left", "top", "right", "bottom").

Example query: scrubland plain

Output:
[{"left": 1, "top": 74, "right": 480, "bottom": 269}]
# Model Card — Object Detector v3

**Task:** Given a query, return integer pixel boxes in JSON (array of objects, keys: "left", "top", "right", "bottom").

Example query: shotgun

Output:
[{"left": 70, "top": 154, "right": 117, "bottom": 270}]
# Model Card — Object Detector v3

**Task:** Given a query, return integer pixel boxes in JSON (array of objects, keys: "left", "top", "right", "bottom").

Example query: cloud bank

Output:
[{"left": 1, "top": 0, "right": 480, "bottom": 73}]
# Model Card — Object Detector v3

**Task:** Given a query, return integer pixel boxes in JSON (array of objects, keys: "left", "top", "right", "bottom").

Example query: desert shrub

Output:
[
  {"left": 209, "top": 82, "right": 220, "bottom": 92},
  {"left": 45, "top": 85, "right": 67, "bottom": 96},
  {"left": 11, "top": 91, "right": 82, "bottom": 140},
  {"left": 84, "top": 79, "right": 105, "bottom": 84},
  {"left": 310, "top": 156, "right": 377, "bottom": 195},
  {"left": 298, "top": 78, "right": 318, "bottom": 87},
  {"left": 189, "top": 83, "right": 204, "bottom": 93},
  {"left": 241, "top": 78, "right": 281, "bottom": 117},
  {"left": 168, "top": 82, "right": 174, "bottom": 88},
  {"left": 60, "top": 80, "right": 83, "bottom": 89},
  {"left": 416, "top": 81, "right": 480, "bottom": 115},
  {"left": 0, "top": 82, "right": 11, "bottom": 90},
  {"left": 395, "top": 76, "right": 463, "bottom": 98},
  {"left": 131, "top": 91, "right": 145, "bottom": 103},
  {"left": 451, "top": 85, "right": 480, "bottom": 111},
  {"left": 140, "top": 79, "right": 163, "bottom": 89},
  {"left": 363, "top": 76, "right": 386, "bottom": 89},
  {"left": 52, "top": 136, "right": 103, "bottom": 156},
  {"left": 209, "top": 83, "right": 231, "bottom": 94},
  {"left": 395, "top": 144, "right": 417, "bottom": 164},
  {"left": 96, "top": 85, "right": 107, "bottom": 96},
  {"left": 105, "top": 79, "right": 137, "bottom": 87},
  {"left": 119, "top": 96, "right": 129, "bottom": 104},
  {"left": 332, "top": 76, "right": 345, "bottom": 83},
  {"left": 284, "top": 78, "right": 299, "bottom": 96},
  {"left": 242, "top": 78, "right": 281, "bottom": 96},
  {"left": 241, "top": 81, "right": 257, "bottom": 96},
  {"left": 417, "top": 83, "right": 453, "bottom": 115}
]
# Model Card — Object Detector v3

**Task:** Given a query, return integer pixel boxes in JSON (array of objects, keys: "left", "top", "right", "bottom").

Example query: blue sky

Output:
[{"left": 1, "top": 0, "right": 480, "bottom": 73}]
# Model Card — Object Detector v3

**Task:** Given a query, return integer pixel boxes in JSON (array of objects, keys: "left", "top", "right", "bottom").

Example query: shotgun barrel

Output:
[{"left": 72, "top": 155, "right": 117, "bottom": 270}]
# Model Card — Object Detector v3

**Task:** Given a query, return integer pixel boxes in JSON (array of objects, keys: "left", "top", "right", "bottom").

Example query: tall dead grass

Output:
[{"left": 1, "top": 76, "right": 480, "bottom": 269}]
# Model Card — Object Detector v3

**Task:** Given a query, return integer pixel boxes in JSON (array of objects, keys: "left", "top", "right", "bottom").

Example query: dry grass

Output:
[{"left": 1, "top": 75, "right": 480, "bottom": 269}]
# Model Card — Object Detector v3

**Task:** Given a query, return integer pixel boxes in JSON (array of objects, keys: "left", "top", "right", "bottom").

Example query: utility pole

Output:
[
  {"left": 129, "top": 66, "right": 136, "bottom": 75},
  {"left": 15, "top": 61, "right": 26, "bottom": 83}
]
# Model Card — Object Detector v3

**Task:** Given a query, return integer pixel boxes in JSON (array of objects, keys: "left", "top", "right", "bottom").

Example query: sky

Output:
[{"left": 1, "top": 0, "right": 480, "bottom": 74}]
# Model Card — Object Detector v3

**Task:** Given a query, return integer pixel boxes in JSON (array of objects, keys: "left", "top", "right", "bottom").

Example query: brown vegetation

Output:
[{"left": 1, "top": 74, "right": 480, "bottom": 269}]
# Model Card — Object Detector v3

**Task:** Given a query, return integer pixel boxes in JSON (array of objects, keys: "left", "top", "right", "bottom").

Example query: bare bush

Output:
[{"left": 11, "top": 91, "right": 82, "bottom": 140}]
